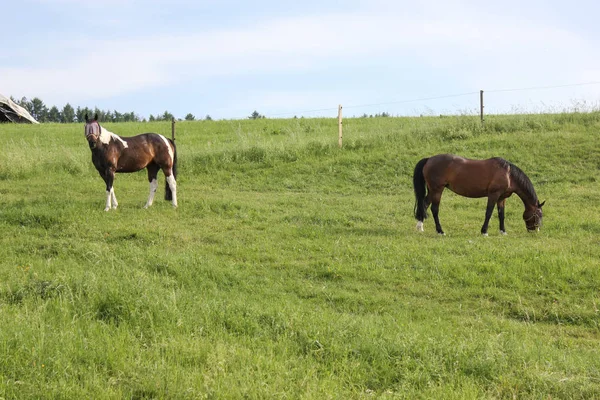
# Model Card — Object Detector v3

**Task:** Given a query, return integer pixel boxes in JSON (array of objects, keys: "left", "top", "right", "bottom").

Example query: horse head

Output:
[
  {"left": 524, "top": 200, "right": 545, "bottom": 232},
  {"left": 84, "top": 113, "right": 101, "bottom": 149}
]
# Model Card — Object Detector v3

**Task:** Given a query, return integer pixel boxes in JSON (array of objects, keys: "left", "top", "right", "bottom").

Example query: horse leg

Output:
[
  {"left": 430, "top": 189, "right": 444, "bottom": 235},
  {"left": 481, "top": 194, "right": 503, "bottom": 235},
  {"left": 480, "top": 198, "right": 496, "bottom": 236},
  {"left": 416, "top": 194, "right": 431, "bottom": 232},
  {"left": 110, "top": 186, "right": 118, "bottom": 209},
  {"left": 497, "top": 199, "right": 507, "bottom": 235},
  {"left": 165, "top": 171, "right": 177, "bottom": 208},
  {"left": 103, "top": 169, "right": 115, "bottom": 211},
  {"left": 144, "top": 164, "right": 160, "bottom": 209}
]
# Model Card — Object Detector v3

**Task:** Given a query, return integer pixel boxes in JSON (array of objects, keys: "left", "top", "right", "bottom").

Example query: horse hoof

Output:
[
  {"left": 482, "top": 233, "right": 488, "bottom": 237},
  {"left": 416, "top": 221, "right": 424, "bottom": 232},
  {"left": 500, "top": 231, "right": 507, "bottom": 235},
  {"left": 437, "top": 232, "right": 445, "bottom": 236},
  {"left": 104, "top": 207, "right": 110, "bottom": 212}
]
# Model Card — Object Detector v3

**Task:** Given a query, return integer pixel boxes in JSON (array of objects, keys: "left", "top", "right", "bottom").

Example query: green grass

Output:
[{"left": 1, "top": 112, "right": 599, "bottom": 398}]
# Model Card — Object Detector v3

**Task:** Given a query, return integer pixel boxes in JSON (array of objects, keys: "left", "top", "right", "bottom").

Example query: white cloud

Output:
[{"left": 2, "top": 6, "right": 599, "bottom": 111}]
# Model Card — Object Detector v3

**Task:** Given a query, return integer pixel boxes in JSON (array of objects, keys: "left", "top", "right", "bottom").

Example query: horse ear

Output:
[
  {"left": 538, "top": 200, "right": 545, "bottom": 208},
  {"left": 94, "top": 113, "right": 99, "bottom": 121},
  {"left": 85, "top": 113, "right": 89, "bottom": 123}
]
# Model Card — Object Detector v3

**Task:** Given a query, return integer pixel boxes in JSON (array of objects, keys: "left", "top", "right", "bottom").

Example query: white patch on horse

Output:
[
  {"left": 110, "top": 187, "right": 118, "bottom": 209},
  {"left": 100, "top": 127, "right": 128, "bottom": 148},
  {"left": 166, "top": 174, "right": 177, "bottom": 207},
  {"left": 157, "top": 134, "right": 174, "bottom": 163},
  {"left": 144, "top": 179, "right": 159, "bottom": 208},
  {"left": 416, "top": 221, "right": 424, "bottom": 232},
  {"left": 105, "top": 190, "right": 112, "bottom": 211}
]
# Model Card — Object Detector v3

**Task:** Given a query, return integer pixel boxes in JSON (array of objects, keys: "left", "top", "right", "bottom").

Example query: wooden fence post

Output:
[
  {"left": 171, "top": 117, "right": 176, "bottom": 141},
  {"left": 480, "top": 90, "right": 484, "bottom": 125},
  {"left": 338, "top": 104, "right": 343, "bottom": 148}
]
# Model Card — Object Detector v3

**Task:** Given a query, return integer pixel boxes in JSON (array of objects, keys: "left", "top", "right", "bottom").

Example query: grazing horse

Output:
[
  {"left": 84, "top": 113, "right": 178, "bottom": 211},
  {"left": 413, "top": 154, "right": 544, "bottom": 235}
]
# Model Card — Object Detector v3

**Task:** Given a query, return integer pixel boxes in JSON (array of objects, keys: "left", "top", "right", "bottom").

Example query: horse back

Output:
[{"left": 424, "top": 154, "right": 510, "bottom": 198}]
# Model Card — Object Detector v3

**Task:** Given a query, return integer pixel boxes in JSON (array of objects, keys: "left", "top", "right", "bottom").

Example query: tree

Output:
[
  {"left": 123, "top": 112, "right": 137, "bottom": 122},
  {"left": 162, "top": 110, "right": 174, "bottom": 121},
  {"left": 111, "top": 110, "right": 121, "bottom": 122},
  {"left": 76, "top": 107, "right": 92, "bottom": 122},
  {"left": 30, "top": 97, "right": 48, "bottom": 122},
  {"left": 205, "top": 115, "right": 213, "bottom": 121},
  {"left": 18, "top": 97, "right": 32, "bottom": 112},
  {"left": 62, "top": 103, "right": 75, "bottom": 123},
  {"left": 75, "top": 106, "right": 83, "bottom": 122},
  {"left": 102, "top": 109, "right": 113, "bottom": 122},
  {"left": 149, "top": 114, "right": 156, "bottom": 122},
  {"left": 249, "top": 110, "right": 265, "bottom": 120},
  {"left": 185, "top": 113, "right": 195, "bottom": 121},
  {"left": 48, "top": 106, "right": 61, "bottom": 122}
]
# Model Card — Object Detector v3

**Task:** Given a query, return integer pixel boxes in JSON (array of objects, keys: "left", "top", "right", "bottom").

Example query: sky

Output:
[{"left": 1, "top": 0, "right": 600, "bottom": 120}]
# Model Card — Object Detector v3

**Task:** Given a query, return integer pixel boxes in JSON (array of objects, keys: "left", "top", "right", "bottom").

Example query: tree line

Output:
[
  {"left": 9, "top": 96, "right": 213, "bottom": 123},
  {"left": 9, "top": 95, "right": 307, "bottom": 123}
]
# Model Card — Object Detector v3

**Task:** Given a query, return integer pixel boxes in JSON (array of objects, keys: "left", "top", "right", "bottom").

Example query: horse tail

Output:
[
  {"left": 413, "top": 157, "right": 429, "bottom": 221},
  {"left": 165, "top": 139, "right": 178, "bottom": 201}
]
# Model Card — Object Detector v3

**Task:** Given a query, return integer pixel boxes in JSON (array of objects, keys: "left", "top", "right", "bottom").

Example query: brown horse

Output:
[
  {"left": 84, "top": 114, "right": 177, "bottom": 211},
  {"left": 413, "top": 154, "right": 544, "bottom": 235}
]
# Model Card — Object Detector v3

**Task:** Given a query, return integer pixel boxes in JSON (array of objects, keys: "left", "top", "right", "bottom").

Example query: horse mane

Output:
[
  {"left": 98, "top": 124, "right": 128, "bottom": 148},
  {"left": 497, "top": 158, "right": 538, "bottom": 204}
]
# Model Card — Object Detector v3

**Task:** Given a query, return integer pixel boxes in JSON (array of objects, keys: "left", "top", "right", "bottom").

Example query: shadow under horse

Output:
[
  {"left": 413, "top": 154, "right": 544, "bottom": 235},
  {"left": 84, "top": 113, "right": 178, "bottom": 211}
]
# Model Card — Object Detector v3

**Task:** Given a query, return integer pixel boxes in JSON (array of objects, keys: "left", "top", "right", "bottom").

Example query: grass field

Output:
[{"left": 1, "top": 113, "right": 599, "bottom": 398}]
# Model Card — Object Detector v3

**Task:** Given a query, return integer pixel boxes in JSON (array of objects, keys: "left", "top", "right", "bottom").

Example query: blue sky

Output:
[{"left": 1, "top": 0, "right": 599, "bottom": 120}]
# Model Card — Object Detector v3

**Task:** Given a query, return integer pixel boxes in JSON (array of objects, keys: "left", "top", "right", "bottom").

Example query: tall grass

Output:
[{"left": 0, "top": 112, "right": 599, "bottom": 398}]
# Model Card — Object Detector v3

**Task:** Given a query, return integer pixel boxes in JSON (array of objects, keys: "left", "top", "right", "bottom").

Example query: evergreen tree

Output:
[
  {"left": 185, "top": 113, "right": 195, "bottom": 121},
  {"left": 30, "top": 98, "right": 48, "bottom": 122},
  {"left": 19, "top": 97, "right": 32, "bottom": 112},
  {"left": 249, "top": 110, "right": 265, "bottom": 120},
  {"left": 81, "top": 107, "right": 93, "bottom": 122},
  {"left": 48, "top": 106, "right": 61, "bottom": 122},
  {"left": 62, "top": 103, "right": 75, "bottom": 123},
  {"left": 75, "top": 106, "right": 84, "bottom": 122}
]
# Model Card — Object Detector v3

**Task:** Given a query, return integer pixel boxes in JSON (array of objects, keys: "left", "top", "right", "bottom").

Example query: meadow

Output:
[{"left": 0, "top": 112, "right": 599, "bottom": 399}]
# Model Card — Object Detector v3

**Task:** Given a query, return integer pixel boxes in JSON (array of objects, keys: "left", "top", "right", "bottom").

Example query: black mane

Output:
[{"left": 506, "top": 160, "right": 538, "bottom": 204}]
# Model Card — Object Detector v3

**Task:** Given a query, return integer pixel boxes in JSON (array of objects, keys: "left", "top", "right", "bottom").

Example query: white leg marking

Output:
[
  {"left": 105, "top": 190, "right": 112, "bottom": 211},
  {"left": 110, "top": 187, "right": 118, "bottom": 209},
  {"left": 166, "top": 175, "right": 177, "bottom": 207},
  {"left": 144, "top": 179, "right": 159, "bottom": 208},
  {"left": 482, "top": 232, "right": 488, "bottom": 237},
  {"left": 157, "top": 134, "right": 174, "bottom": 163},
  {"left": 500, "top": 230, "right": 507, "bottom": 235},
  {"left": 416, "top": 221, "right": 424, "bottom": 232}
]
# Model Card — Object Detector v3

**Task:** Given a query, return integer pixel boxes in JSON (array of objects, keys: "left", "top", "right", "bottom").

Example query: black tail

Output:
[
  {"left": 165, "top": 139, "right": 178, "bottom": 201},
  {"left": 413, "top": 157, "right": 429, "bottom": 221}
]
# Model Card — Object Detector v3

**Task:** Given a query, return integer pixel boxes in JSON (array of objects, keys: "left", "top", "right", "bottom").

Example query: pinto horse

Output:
[
  {"left": 84, "top": 114, "right": 177, "bottom": 211},
  {"left": 413, "top": 154, "right": 544, "bottom": 235}
]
